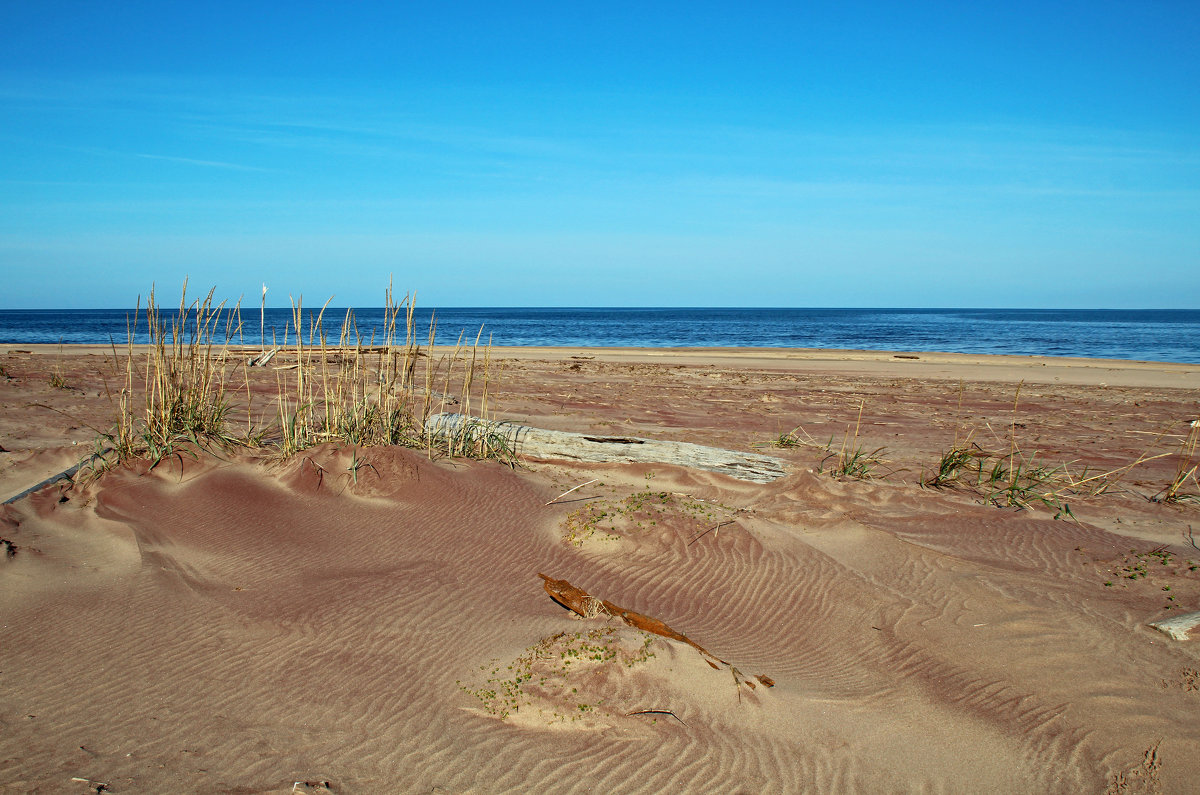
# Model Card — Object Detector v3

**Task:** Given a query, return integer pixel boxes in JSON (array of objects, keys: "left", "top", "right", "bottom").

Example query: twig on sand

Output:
[
  {"left": 3, "top": 446, "right": 113, "bottom": 505},
  {"left": 626, "top": 708, "right": 688, "bottom": 726},
  {"left": 688, "top": 520, "right": 732, "bottom": 546},
  {"left": 545, "top": 478, "right": 599, "bottom": 506}
]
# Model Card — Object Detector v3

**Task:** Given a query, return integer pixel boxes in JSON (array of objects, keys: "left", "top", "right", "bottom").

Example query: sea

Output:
[{"left": 0, "top": 308, "right": 1198, "bottom": 364}]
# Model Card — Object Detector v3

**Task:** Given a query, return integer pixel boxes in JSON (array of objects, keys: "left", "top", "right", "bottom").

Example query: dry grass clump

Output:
[
  {"left": 1153, "top": 420, "right": 1200, "bottom": 504},
  {"left": 104, "top": 282, "right": 242, "bottom": 463},
  {"left": 274, "top": 287, "right": 430, "bottom": 456},
  {"left": 99, "top": 281, "right": 499, "bottom": 470},
  {"left": 423, "top": 414, "right": 519, "bottom": 465},
  {"left": 922, "top": 385, "right": 1199, "bottom": 516},
  {"left": 765, "top": 383, "right": 1196, "bottom": 520}
]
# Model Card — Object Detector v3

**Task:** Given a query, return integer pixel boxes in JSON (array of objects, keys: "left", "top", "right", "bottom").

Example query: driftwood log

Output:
[
  {"left": 246, "top": 347, "right": 279, "bottom": 367},
  {"left": 424, "top": 413, "right": 787, "bottom": 483},
  {"left": 539, "top": 573, "right": 726, "bottom": 665}
]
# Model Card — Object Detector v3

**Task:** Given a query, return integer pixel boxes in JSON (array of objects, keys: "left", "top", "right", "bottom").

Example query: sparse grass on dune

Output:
[
  {"left": 764, "top": 400, "right": 894, "bottom": 480},
  {"left": 763, "top": 398, "right": 897, "bottom": 480},
  {"left": 76, "top": 288, "right": 1200, "bottom": 509},
  {"left": 920, "top": 386, "right": 1198, "bottom": 515},
  {"left": 93, "top": 281, "right": 501, "bottom": 473},
  {"left": 765, "top": 384, "right": 1199, "bottom": 519},
  {"left": 919, "top": 387, "right": 1079, "bottom": 515}
]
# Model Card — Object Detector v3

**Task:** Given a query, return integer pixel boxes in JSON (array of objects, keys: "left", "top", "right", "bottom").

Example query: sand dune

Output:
[{"left": 1, "top": 346, "right": 1198, "bottom": 792}]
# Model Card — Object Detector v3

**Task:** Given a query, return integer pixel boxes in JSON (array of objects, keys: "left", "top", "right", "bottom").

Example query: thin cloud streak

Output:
[{"left": 133, "top": 153, "right": 273, "bottom": 172}]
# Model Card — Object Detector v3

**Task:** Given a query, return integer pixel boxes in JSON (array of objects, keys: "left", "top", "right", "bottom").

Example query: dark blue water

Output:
[{"left": 1, "top": 308, "right": 1198, "bottom": 364}]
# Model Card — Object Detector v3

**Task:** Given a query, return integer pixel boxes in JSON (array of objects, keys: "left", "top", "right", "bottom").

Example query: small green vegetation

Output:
[
  {"left": 924, "top": 444, "right": 986, "bottom": 489},
  {"left": 821, "top": 443, "right": 889, "bottom": 480},
  {"left": 980, "top": 451, "right": 1074, "bottom": 514},
  {"left": 1115, "top": 548, "right": 1175, "bottom": 580},
  {"left": 766, "top": 427, "right": 807, "bottom": 448},
  {"left": 560, "top": 477, "right": 732, "bottom": 547},
  {"left": 922, "top": 435, "right": 1076, "bottom": 518},
  {"left": 425, "top": 414, "right": 519, "bottom": 467},
  {"left": 345, "top": 448, "right": 377, "bottom": 484},
  {"left": 760, "top": 404, "right": 892, "bottom": 481},
  {"left": 1099, "top": 546, "right": 1198, "bottom": 610},
  {"left": 563, "top": 501, "right": 622, "bottom": 546},
  {"left": 813, "top": 400, "right": 892, "bottom": 481},
  {"left": 458, "top": 627, "right": 657, "bottom": 721}
]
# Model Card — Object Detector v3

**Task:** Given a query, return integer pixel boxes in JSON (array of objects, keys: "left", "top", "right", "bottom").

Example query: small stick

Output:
[
  {"left": 3, "top": 446, "right": 113, "bottom": 505},
  {"left": 545, "top": 478, "right": 599, "bottom": 506},
  {"left": 688, "top": 520, "right": 731, "bottom": 546},
  {"left": 626, "top": 708, "right": 688, "bottom": 726}
]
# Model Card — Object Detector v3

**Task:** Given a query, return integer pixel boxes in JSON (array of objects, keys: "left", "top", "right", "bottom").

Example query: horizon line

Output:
[{"left": 1, "top": 305, "right": 1196, "bottom": 313}]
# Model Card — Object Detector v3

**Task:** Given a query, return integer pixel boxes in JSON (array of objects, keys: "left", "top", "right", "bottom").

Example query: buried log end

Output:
[
  {"left": 538, "top": 572, "right": 592, "bottom": 615},
  {"left": 1148, "top": 610, "right": 1200, "bottom": 641}
]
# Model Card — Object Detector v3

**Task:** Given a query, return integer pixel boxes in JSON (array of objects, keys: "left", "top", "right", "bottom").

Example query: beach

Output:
[{"left": 2, "top": 344, "right": 1199, "bottom": 793}]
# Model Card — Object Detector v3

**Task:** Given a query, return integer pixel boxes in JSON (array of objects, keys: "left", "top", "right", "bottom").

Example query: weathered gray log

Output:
[
  {"left": 1148, "top": 610, "right": 1200, "bottom": 641},
  {"left": 246, "top": 347, "right": 279, "bottom": 367},
  {"left": 424, "top": 413, "right": 787, "bottom": 483}
]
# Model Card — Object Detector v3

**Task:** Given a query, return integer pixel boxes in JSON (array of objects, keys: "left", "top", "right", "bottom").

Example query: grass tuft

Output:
[
  {"left": 917, "top": 385, "right": 1200, "bottom": 519},
  {"left": 425, "top": 414, "right": 520, "bottom": 466},
  {"left": 819, "top": 400, "right": 891, "bottom": 480},
  {"left": 100, "top": 282, "right": 242, "bottom": 466},
  {"left": 1153, "top": 420, "right": 1200, "bottom": 504},
  {"left": 94, "top": 281, "right": 501, "bottom": 472}
]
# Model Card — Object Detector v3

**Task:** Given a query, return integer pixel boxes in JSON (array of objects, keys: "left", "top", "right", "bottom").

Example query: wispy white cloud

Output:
[{"left": 132, "top": 152, "right": 271, "bottom": 172}]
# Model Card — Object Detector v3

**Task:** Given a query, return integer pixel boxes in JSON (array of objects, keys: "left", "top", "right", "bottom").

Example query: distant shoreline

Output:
[
  {"left": 3, "top": 307, "right": 1199, "bottom": 363},
  {"left": 6, "top": 342, "right": 1199, "bottom": 389}
]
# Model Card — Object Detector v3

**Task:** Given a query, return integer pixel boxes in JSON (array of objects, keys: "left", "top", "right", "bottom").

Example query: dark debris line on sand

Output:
[{"left": 1, "top": 447, "right": 111, "bottom": 506}]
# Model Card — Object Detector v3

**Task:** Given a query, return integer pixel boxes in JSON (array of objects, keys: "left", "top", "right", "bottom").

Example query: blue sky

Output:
[{"left": 1, "top": 1, "right": 1197, "bottom": 308}]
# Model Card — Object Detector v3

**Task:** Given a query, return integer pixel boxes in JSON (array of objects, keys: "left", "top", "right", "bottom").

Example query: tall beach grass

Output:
[{"left": 100, "top": 282, "right": 501, "bottom": 469}]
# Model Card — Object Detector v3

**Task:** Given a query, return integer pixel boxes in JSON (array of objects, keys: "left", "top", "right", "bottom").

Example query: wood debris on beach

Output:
[
  {"left": 538, "top": 573, "right": 774, "bottom": 690},
  {"left": 427, "top": 413, "right": 787, "bottom": 483}
]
